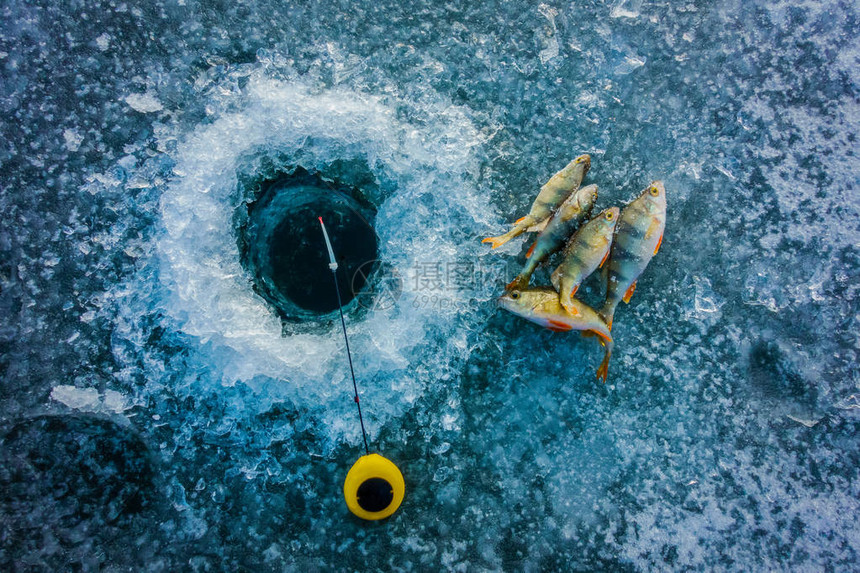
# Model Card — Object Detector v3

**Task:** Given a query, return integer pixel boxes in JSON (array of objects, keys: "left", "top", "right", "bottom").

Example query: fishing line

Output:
[
  {"left": 318, "top": 216, "right": 370, "bottom": 456},
  {"left": 318, "top": 216, "right": 405, "bottom": 521}
]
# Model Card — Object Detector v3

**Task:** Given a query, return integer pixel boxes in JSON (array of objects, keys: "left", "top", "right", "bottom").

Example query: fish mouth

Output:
[{"left": 576, "top": 154, "right": 591, "bottom": 170}]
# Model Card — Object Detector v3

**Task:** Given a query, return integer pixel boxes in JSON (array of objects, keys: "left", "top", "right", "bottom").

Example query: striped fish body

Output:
[
  {"left": 600, "top": 181, "right": 667, "bottom": 329},
  {"left": 526, "top": 154, "right": 591, "bottom": 230},
  {"left": 551, "top": 206, "right": 619, "bottom": 314},
  {"left": 506, "top": 184, "right": 598, "bottom": 291},
  {"left": 498, "top": 287, "right": 614, "bottom": 382},
  {"left": 482, "top": 154, "right": 590, "bottom": 249}
]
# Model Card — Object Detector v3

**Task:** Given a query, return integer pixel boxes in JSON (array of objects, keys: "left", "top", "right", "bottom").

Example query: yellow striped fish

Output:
[
  {"left": 482, "top": 154, "right": 590, "bottom": 249},
  {"left": 506, "top": 184, "right": 598, "bottom": 291},
  {"left": 600, "top": 181, "right": 667, "bottom": 329},
  {"left": 550, "top": 206, "right": 619, "bottom": 315},
  {"left": 498, "top": 287, "right": 614, "bottom": 382}
]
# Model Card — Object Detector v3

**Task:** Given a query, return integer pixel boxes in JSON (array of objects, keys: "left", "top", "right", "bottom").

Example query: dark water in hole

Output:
[{"left": 243, "top": 175, "right": 378, "bottom": 317}]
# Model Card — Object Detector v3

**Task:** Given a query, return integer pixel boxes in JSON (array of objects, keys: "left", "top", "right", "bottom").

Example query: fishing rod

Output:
[{"left": 318, "top": 217, "right": 405, "bottom": 521}]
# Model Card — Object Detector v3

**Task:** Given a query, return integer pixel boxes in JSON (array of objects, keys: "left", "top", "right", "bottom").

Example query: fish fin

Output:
[
  {"left": 599, "top": 249, "right": 610, "bottom": 268},
  {"left": 560, "top": 286, "right": 579, "bottom": 316},
  {"left": 561, "top": 301, "right": 579, "bottom": 316},
  {"left": 525, "top": 241, "right": 536, "bottom": 259},
  {"left": 481, "top": 236, "right": 503, "bottom": 248},
  {"left": 653, "top": 233, "right": 663, "bottom": 256},
  {"left": 506, "top": 276, "right": 528, "bottom": 291},
  {"left": 515, "top": 216, "right": 527, "bottom": 224},
  {"left": 581, "top": 330, "right": 595, "bottom": 338},
  {"left": 588, "top": 329, "right": 612, "bottom": 346},
  {"left": 622, "top": 281, "right": 637, "bottom": 304},
  {"left": 546, "top": 319, "right": 573, "bottom": 332},
  {"left": 570, "top": 285, "right": 579, "bottom": 298},
  {"left": 558, "top": 287, "right": 581, "bottom": 316}
]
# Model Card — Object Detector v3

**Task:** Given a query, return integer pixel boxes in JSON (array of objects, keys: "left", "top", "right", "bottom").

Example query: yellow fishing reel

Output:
[{"left": 344, "top": 453, "right": 405, "bottom": 520}]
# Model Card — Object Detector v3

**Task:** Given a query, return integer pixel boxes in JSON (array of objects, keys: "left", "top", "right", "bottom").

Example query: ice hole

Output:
[{"left": 241, "top": 168, "right": 379, "bottom": 318}]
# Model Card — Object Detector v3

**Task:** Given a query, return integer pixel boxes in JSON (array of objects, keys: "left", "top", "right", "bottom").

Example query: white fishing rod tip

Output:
[{"left": 318, "top": 216, "right": 339, "bottom": 271}]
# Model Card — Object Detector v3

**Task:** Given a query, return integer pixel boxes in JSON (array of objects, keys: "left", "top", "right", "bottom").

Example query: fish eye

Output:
[
  {"left": 605, "top": 212, "right": 614, "bottom": 220},
  {"left": 649, "top": 186, "right": 660, "bottom": 196},
  {"left": 510, "top": 291, "right": 520, "bottom": 299}
]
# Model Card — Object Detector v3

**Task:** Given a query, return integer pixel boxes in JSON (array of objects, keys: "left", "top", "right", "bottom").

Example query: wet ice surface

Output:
[{"left": 1, "top": 0, "right": 859, "bottom": 570}]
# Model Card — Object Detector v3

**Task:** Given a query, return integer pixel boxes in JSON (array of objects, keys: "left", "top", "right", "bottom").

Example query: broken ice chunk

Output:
[
  {"left": 50, "top": 384, "right": 130, "bottom": 414},
  {"left": 124, "top": 92, "right": 164, "bottom": 113}
]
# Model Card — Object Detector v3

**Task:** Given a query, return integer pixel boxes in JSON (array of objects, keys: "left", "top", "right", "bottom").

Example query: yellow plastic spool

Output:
[{"left": 344, "top": 453, "right": 405, "bottom": 520}]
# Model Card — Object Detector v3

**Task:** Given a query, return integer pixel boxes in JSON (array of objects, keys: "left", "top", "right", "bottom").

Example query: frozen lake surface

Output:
[{"left": 2, "top": 0, "right": 859, "bottom": 569}]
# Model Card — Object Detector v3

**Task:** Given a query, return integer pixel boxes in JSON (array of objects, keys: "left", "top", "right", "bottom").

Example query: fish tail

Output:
[
  {"left": 595, "top": 347, "right": 612, "bottom": 383},
  {"left": 588, "top": 330, "right": 613, "bottom": 383},
  {"left": 482, "top": 233, "right": 513, "bottom": 249},
  {"left": 482, "top": 220, "right": 529, "bottom": 249}
]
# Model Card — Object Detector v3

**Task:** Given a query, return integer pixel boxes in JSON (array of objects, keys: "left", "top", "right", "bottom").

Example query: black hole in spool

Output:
[
  {"left": 242, "top": 168, "right": 379, "bottom": 318},
  {"left": 357, "top": 477, "right": 394, "bottom": 512}
]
